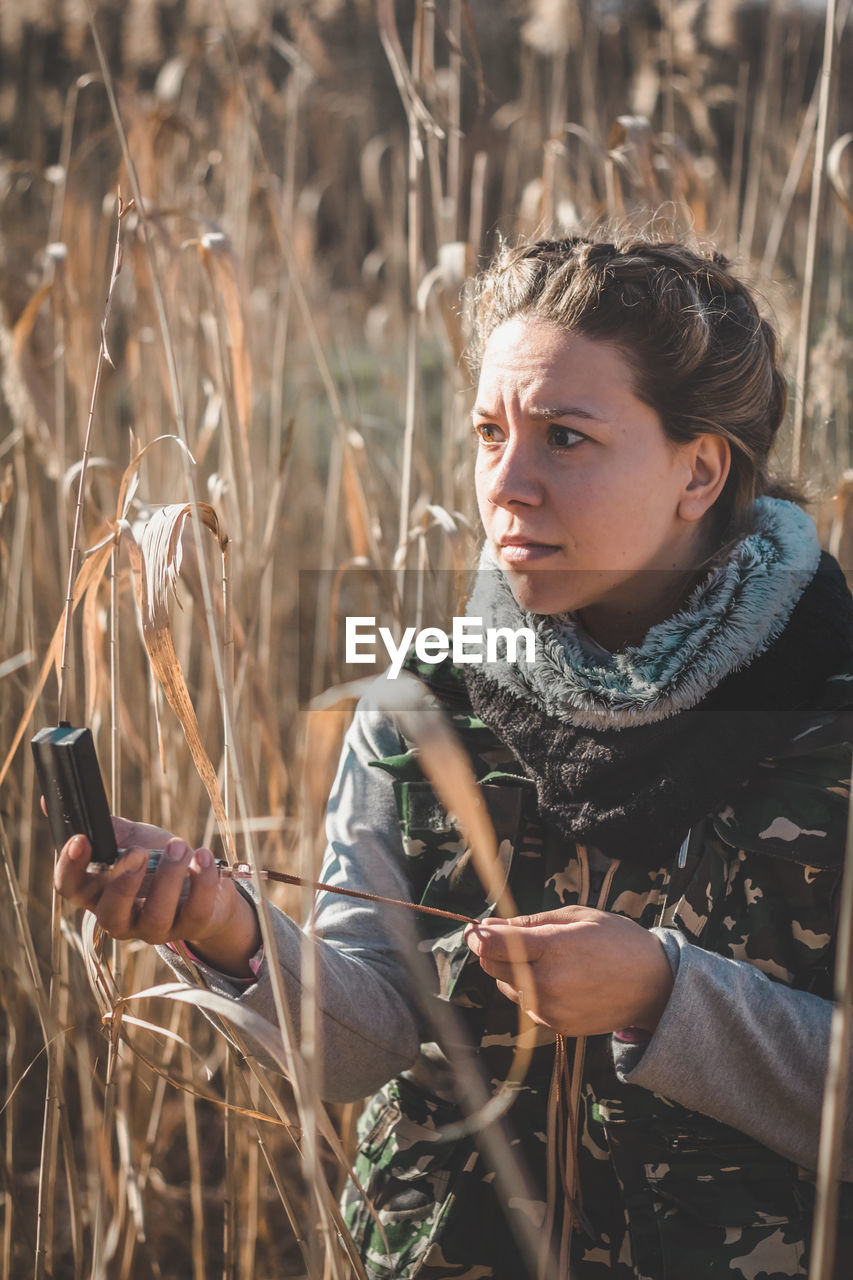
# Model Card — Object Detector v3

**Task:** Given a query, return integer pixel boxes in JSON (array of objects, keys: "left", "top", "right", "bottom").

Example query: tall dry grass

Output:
[{"left": 0, "top": 1, "right": 852, "bottom": 1276}]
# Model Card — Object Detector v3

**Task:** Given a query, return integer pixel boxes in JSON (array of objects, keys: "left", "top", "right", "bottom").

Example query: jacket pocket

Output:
[
  {"left": 343, "top": 1079, "right": 464, "bottom": 1279},
  {"left": 393, "top": 777, "right": 525, "bottom": 914},
  {"left": 643, "top": 1159, "right": 805, "bottom": 1279},
  {"left": 393, "top": 778, "right": 527, "bottom": 1001}
]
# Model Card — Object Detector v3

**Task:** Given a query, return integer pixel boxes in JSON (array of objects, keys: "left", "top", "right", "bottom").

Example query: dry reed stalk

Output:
[
  {"left": 7, "top": 458, "right": 36, "bottom": 898},
  {"left": 239, "top": 1075, "right": 262, "bottom": 1279},
  {"left": 4, "top": 437, "right": 33, "bottom": 671},
  {"left": 760, "top": 77, "right": 821, "bottom": 279},
  {"left": 447, "top": 0, "right": 463, "bottom": 244},
  {"left": 396, "top": 16, "right": 425, "bottom": 600},
  {"left": 224, "top": 1054, "right": 238, "bottom": 1280},
  {"left": 118, "top": 981, "right": 371, "bottom": 1278},
  {"left": 214, "top": 11, "right": 391, "bottom": 747},
  {"left": 34, "top": 913, "right": 61, "bottom": 1280},
  {"left": 2, "top": 1015, "right": 15, "bottom": 1280},
  {"left": 49, "top": 247, "right": 69, "bottom": 592},
  {"left": 311, "top": 432, "right": 344, "bottom": 699},
  {"left": 826, "top": 203, "right": 850, "bottom": 475},
  {"left": 34, "top": 195, "right": 129, "bottom": 1280},
  {"left": 84, "top": 12, "right": 239, "bottom": 850},
  {"left": 297, "top": 803, "right": 324, "bottom": 1278},
  {"left": 0, "top": 816, "right": 83, "bottom": 1280},
  {"left": 180, "top": 1044, "right": 208, "bottom": 1280},
  {"left": 199, "top": 232, "right": 254, "bottom": 546},
  {"left": 738, "top": 0, "right": 783, "bottom": 258},
  {"left": 791, "top": 0, "right": 842, "bottom": 480},
  {"left": 90, "top": 1005, "right": 122, "bottom": 1280},
  {"left": 112, "top": 535, "right": 358, "bottom": 1274},
  {"left": 66, "top": 967, "right": 100, "bottom": 1280},
  {"left": 110, "top": 537, "right": 120, "bottom": 801},
  {"left": 57, "top": 195, "right": 129, "bottom": 724},
  {"left": 259, "top": 56, "right": 302, "bottom": 682},
  {"left": 541, "top": 31, "right": 570, "bottom": 233},
  {"left": 113, "top": 1003, "right": 186, "bottom": 1279},
  {"left": 85, "top": 22, "right": 325, "bottom": 1278},
  {"left": 422, "top": 5, "right": 449, "bottom": 251}
]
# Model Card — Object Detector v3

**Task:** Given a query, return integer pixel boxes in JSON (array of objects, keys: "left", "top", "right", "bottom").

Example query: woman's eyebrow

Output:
[
  {"left": 526, "top": 404, "right": 597, "bottom": 421},
  {"left": 471, "top": 404, "right": 597, "bottom": 420}
]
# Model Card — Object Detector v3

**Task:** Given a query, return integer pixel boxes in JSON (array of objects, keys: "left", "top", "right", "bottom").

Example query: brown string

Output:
[{"left": 248, "top": 867, "right": 478, "bottom": 927}]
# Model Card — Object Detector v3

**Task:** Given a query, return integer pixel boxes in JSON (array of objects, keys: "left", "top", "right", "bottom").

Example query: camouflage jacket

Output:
[{"left": 342, "top": 656, "right": 853, "bottom": 1280}]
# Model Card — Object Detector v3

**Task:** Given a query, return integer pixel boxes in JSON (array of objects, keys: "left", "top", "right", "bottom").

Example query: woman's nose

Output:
[{"left": 480, "top": 439, "right": 544, "bottom": 509}]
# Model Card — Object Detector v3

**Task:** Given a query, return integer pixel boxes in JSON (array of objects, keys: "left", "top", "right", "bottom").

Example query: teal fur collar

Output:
[{"left": 466, "top": 498, "right": 821, "bottom": 730}]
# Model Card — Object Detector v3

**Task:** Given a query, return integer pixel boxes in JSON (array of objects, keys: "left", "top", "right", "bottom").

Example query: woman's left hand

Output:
[{"left": 464, "top": 906, "right": 674, "bottom": 1036}]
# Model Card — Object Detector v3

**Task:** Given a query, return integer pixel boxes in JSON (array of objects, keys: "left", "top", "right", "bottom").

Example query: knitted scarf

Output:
[{"left": 462, "top": 499, "right": 853, "bottom": 867}]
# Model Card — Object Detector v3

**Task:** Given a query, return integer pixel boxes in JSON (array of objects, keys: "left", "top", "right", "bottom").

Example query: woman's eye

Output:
[
  {"left": 549, "top": 425, "right": 584, "bottom": 448},
  {"left": 475, "top": 423, "right": 501, "bottom": 443}
]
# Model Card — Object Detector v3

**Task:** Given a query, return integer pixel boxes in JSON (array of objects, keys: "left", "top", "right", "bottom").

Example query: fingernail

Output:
[
  {"left": 67, "top": 836, "right": 88, "bottom": 861},
  {"left": 165, "top": 839, "right": 190, "bottom": 863},
  {"left": 193, "top": 847, "right": 213, "bottom": 870}
]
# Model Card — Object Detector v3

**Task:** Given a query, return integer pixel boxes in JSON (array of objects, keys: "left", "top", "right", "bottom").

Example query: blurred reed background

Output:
[{"left": 0, "top": 0, "right": 852, "bottom": 1275}]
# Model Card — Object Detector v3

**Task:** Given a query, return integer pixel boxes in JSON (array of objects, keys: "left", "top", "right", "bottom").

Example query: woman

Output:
[{"left": 55, "top": 236, "right": 853, "bottom": 1278}]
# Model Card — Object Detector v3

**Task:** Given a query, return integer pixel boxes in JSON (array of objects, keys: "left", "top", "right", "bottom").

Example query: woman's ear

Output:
[{"left": 679, "top": 434, "right": 731, "bottom": 522}]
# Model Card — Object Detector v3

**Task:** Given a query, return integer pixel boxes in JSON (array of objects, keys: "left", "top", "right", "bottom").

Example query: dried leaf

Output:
[
  {"left": 116, "top": 433, "right": 196, "bottom": 521},
  {"left": 0, "top": 651, "right": 33, "bottom": 681},
  {"left": 82, "top": 554, "right": 109, "bottom": 726},
  {"left": 101, "top": 1013, "right": 213, "bottom": 1078},
  {"left": 0, "top": 462, "right": 13, "bottom": 512},
  {"left": 828, "top": 133, "right": 853, "bottom": 232},
  {"left": 121, "top": 504, "right": 231, "bottom": 836},
  {"left": 116, "top": 980, "right": 377, "bottom": 1263},
  {"left": 341, "top": 434, "right": 372, "bottom": 561},
  {"left": 416, "top": 244, "right": 471, "bottom": 365},
  {"left": 0, "top": 536, "right": 114, "bottom": 789},
  {"left": 63, "top": 456, "right": 122, "bottom": 504},
  {"left": 298, "top": 707, "right": 353, "bottom": 860},
  {"left": 198, "top": 233, "right": 253, "bottom": 481},
  {"left": 608, "top": 116, "right": 662, "bottom": 203},
  {"left": 10, "top": 279, "right": 54, "bottom": 436},
  {"left": 423, "top": 503, "right": 472, "bottom": 575}
]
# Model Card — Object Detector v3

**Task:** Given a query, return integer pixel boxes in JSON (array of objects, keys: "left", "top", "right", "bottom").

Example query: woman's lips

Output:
[{"left": 499, "top": 541, "right": 561, "bottom": 564}]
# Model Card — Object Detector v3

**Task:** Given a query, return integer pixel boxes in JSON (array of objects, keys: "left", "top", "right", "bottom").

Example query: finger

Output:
[
  {"left": 494, "top": 979, "right": 551, "bottom": 1028},
  {"left": 475, "top": 955, "right": 532, "bottom": 987},
  {"left": 495, "top": 978, "right": 525, "bottom": 1007},
  {"left": 169, "top": 847, "right": 223, "bottom": 942},
  {"left": 54, "top": 834, "right": 99, "bottom": 906},
  {"left": 464, "top": 920, "right": 544, "bottom": 964},
  {"left": 131, "top": 838, "right": 196, "bottom": 944},
  {"left": 112, "top": 815, "right": 178, "bottom": 852},
  {"left": 91, "top": 847, "right": 149, "bottom": 939}
]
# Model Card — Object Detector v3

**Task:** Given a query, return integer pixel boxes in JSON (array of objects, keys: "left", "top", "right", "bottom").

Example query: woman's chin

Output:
[{"left": 504, "top": 571, "right": 577, "bottom": 618}]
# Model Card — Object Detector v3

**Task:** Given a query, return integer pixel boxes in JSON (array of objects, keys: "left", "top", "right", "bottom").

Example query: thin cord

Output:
[{"left": 88, "top": 855, "right": 477, "bottom": 927}]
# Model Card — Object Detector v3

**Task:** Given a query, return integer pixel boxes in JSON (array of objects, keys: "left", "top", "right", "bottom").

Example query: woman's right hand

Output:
[{"left": 53, "top": 815, "right": 263, "bottom": 978}]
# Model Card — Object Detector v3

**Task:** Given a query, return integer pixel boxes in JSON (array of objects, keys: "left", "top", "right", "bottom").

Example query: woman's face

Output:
[{"left": 473, "top": 316, "right": 726, "bottom": 646}]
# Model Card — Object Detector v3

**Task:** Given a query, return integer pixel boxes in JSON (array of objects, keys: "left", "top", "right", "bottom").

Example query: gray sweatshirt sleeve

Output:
[
  {"left": 612, "top": 927, "right": 853, "bottom": 1177},
  {"left": 159, "top": 688, "right": 430, "bottom": 1103}
]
